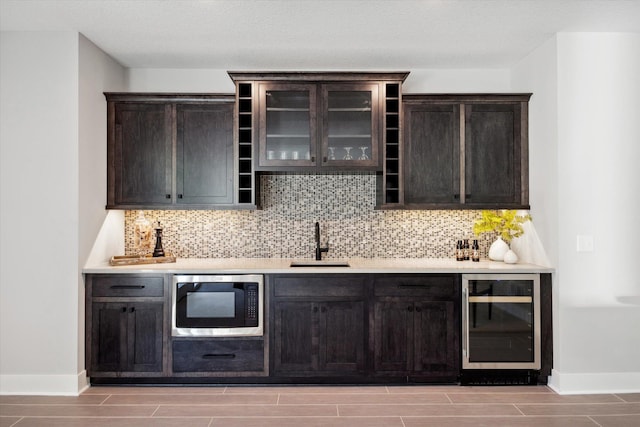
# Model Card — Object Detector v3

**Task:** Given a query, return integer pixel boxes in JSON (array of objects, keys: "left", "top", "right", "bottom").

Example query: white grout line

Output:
[
  {"left": 150, "top": 405, "right": 161, "bottom": 417},
  {"left": 587, "top": 415, "right": 605, "bottom": 427},
  {"left": 8, "top": 417, "right": 24, "bottom": 427}
]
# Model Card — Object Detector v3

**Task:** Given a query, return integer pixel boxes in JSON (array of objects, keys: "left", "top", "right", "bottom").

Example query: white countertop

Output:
[{"left": 83, "top": 257, "right": 554, "bottom": 274}]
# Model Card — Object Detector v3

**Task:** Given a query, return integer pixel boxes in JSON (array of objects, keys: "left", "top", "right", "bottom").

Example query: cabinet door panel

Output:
[
  {"left": 322, "top": 83, "right": 380, "bottom": 168},
  {"left": 374, "top": 301, "right": 412, "bottom": 372},
  {"left": 258, "top": 83, "right": 317, "bottom": 168},
  {"left": 114, "top": 104, "right": 172, "bottom": 205},
  {"left": 91, "top": 303, "right": 127, "bottom": 372},
  {"left": 404, "top": 103, "right": 460, "bottom": 204},
  {"left": 273, "top": 301, "right": 315, "bottom": 373},
  {"left": 413, "top": 301, "right": 458, "bottom": 375},
  {"left": 319, "top": 301, "right": 365, "bottom": 372},
  {"left": 176, "top": 104, "right": 234, "bottom": 204},
  {"left": 465, "top": 103, "right": 521, "bottom": 204},
  {"left": 128, "top": 302, "right": 163, "bottom": 372}
]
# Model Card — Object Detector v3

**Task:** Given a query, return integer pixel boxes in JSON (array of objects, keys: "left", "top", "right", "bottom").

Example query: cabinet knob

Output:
[
  {"left": 313, "top": 306, "right": 319, "bottom": 313},
  {"left": 415, "top": 307, "right": 422, "bottom": 313},
  {"left": 321, "top": 306, "right": 327, "bottom": 313},
  {"left": 165, "top": 194, "right": 171, "bottom": 199},
  {"left": 121, "top": 307, "right": 127, "bottom": 312},
  {"left": 407, "top": 306, "right": 414, "bottom": 312},
  {"left": 130, "top": 307, "right": 135, "bottom": 313},
  {"left": 178, "top": 194, "right": 183, "bottom": 199}
]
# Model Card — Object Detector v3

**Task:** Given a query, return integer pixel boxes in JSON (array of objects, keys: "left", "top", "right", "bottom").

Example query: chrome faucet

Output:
[{"left": 315, "top": 222, "right": 329, "bottom": 261}]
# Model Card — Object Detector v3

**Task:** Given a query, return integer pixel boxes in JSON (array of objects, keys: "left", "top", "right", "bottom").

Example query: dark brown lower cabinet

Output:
[
  {"left": 374, "top": 300, "right": 458, "bottom": 380},
  {"left": 90, "top": 301, "right": 164, "bottom": 374},
  {"left": 85, "top": 274, "right": 167, "bottom": 378},
  {"left": 373, "top": 274, "right": 460, "bottom": 381},
  {"left": 271, "top": 275, "right": 366, "bottom": 376},
  {"left": 172, "top": 339, "right": 265, "bottom": 374}
]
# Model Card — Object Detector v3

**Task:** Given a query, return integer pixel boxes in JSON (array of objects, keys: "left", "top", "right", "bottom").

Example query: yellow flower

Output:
[{"left": 473, "top": 210, "right": 531, "bottom": 243}]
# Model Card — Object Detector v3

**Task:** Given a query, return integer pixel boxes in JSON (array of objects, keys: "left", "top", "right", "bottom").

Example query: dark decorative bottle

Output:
[
  {"left": 463, "top": 239, "right": 470, "bottom": 260},
  {"left": 472, "top": 239, "right": 480, "bottom": 262},
  {"left": 456, "top": 240, "right": 464, "bottom": 261},
  {"left": 152, "top": 221, "right": 165, "bottom": 257}
]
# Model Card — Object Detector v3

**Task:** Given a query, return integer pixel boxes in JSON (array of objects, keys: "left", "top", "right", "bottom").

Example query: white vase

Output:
[
  {"left": 503, "top": 249, "right": 519, "bottom": 264},
  {"left": 488, "top": 237, "right": 509, "bottom": 261}
]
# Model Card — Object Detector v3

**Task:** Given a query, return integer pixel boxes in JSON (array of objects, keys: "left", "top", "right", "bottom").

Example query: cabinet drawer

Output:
[
  {"left": 374, "top": 275, "right": 456, "bottom": 297},
  {"left": 172, "top": 339, "right": 264, "bottom": 372},
  {"left": 273, "top": 276, "right": 365, "bottom": 298},
  {"left": 91, "top": 275, "right": 164, "bottom": 297}
]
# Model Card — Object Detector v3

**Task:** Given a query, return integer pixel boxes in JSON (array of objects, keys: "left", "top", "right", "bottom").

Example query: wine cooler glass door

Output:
[{"left": 462, "top": 274, "right": 540, "bottom": 370}]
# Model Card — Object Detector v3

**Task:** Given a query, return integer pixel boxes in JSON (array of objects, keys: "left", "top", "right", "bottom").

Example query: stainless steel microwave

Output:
[{"left": 172, "top": 274, "right": 264, "bottom": 337}]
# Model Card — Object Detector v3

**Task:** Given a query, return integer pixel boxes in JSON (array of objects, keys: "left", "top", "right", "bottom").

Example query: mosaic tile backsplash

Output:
[{"left": 125, "top": 173, "right": 495, "bottom": 259}]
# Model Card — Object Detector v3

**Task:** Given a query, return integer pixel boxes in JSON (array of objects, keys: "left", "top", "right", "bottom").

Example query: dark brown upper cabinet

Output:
[
  {"left": 228, "top": 72, "right": 409, "bottom": 172},
  {"left": 384, "top": 94, "right": 531, "bottom": 209},
  {"left": 106, "top": 93, "right": 240, "bottom": 209}
]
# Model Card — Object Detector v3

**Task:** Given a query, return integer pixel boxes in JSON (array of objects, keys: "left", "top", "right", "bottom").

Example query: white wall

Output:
[
  {"left": 127, "top": 67, "right": 511, "bottom": 93},
  {"left": 0, "top": 31, "right": 126, "bottom": 395},
  {"left": 77, "top": 34, "right": 127, "bottom": 389},
  {"left": 0, "top": 31, "right": 80, "bottom": 394},
  {"left": 512, "top": 33, "right": 640, "bottom": 394}
]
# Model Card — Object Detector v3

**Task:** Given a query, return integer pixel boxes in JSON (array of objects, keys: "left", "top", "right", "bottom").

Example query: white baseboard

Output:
[
  {"left": 0, "top": 371, "right": 87, "bottom": 396},
  {"left": 548, "top": 369, "right": 640, "bottom": 394}
]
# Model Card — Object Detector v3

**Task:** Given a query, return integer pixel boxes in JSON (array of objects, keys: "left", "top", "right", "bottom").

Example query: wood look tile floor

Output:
[{"left": 1, "top": 385, "right": 639, "bottom": 427}]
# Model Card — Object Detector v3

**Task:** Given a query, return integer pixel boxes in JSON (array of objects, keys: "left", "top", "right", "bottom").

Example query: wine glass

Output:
[
  {"left": 328, "top": 146, "right": 336, "bottom": 160},
  {"left": 343, "top": 147, "right": 353, "bottom": 160},
  {"left": 358, "top": 146, "right": 369, "bottom": 160}
]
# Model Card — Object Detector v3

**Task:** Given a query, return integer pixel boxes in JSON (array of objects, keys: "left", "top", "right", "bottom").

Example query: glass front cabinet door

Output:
[
  {"left": 257, "top": 82, "right": 380, "bottom": 170},
  {"left": 321, "top": 83, "right": 379, "bottom": 168},
  {"left": 258, "top": 83, "right": 318, "bottom": 168}
]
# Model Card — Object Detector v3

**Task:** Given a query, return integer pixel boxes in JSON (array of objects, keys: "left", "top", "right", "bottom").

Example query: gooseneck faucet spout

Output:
[{"left": 315, "top": 222, "right": 329, "bottom": 261}]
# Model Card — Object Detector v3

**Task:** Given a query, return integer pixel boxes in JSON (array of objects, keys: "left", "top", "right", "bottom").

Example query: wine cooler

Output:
[{"left": 462, "top": 274, "right": 541, "bottom": 371}]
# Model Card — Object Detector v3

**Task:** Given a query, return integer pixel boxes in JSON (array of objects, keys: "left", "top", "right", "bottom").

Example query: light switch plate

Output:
[{"left": 576, "top": 235, "right": 594, "bottom": 252}]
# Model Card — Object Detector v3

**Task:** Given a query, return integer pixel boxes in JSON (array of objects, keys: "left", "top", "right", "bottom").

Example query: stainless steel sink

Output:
[{"left": 290, "top": 260, "right": 350, "bottom": 268}]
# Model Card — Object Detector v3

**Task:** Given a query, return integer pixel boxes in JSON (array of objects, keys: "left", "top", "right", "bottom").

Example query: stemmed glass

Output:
[
  {"left": 358, "top": 146, "right": 369, "bottom": 160},
  {"left": 328, "top": 147, "right": 336, "bottom": 160},
  {"left": 343, "top": 147, "right": 353, "bottom": 160}
]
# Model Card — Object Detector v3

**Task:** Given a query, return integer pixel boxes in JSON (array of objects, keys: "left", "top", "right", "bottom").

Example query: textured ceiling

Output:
[{"left": 1, "top": 0, "right": 639, "bottom": 69}]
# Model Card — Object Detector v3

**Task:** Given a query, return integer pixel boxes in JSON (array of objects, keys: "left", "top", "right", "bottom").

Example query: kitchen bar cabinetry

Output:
[
  {"left": 106, "top": 93, "right": 239, "bottom": 209},
  {"left": 85, "top": 274, "right": 168, "bottom": 377},
  {"left": 229, "top": 72, "right": 408, "bottom": 172},
  {"left": 387, "top": 94, "right": 531, "bottom": 209},
  {"left": 84, "top": 271, "right": 551, "bottom": 385}
]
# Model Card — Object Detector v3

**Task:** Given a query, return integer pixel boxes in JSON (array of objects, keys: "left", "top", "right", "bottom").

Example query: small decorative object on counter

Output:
[
  {"left": 472, "top": 239, "right": 480, "bottom": 262},
  {"left": 463, "top": 239, "right": 470, "bottom": 260},
  {"left": 152, "top": 221, "right": 165, "bottom": 257},
  {"left": 473, "top": 210, "right": 531, "bottom": 262},
  {"left": 133, "top": 211, "right": 152, "bottom": 255},
  {"left": 503, "top": 249, "right": 519, "bottom": 264},
  {"left": 488, "top": 237, "right": 510, "bottom": 261},
  {"left": 456, "top": 240, "right": 464, "bottom": 261}
]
